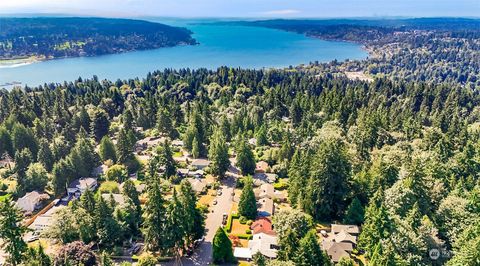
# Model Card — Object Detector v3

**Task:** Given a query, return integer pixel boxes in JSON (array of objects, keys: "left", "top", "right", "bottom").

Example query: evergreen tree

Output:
[
  {"left": 11, "top": 123, "right": 38, "bottom": 157},
  {"left": 37, "top": 140, "right": 54, "bottom": 172},
  {"left": 0, "top": 126, "right": 14, "bottom": 157},
  {"left": 294, "top": 230, "right": 329, "bottom": 266},
  {"left": 208, "top": 127, "right": 230, "bottom": 178},
  {"left": 0, "top": 198, "right": 27, "bottom": 265},
  {"left": 238, "top": 176, "right": 257, "bottom": 219},
  {"left": 179, "top": 180, "right": 205, "bottom": 244},
  {"left": 212, "top": 227, "right": 235, "bottom": 264},
  {"left": 192, "top": 136, "right": 200, "bottom": 159},
  {"left": 143, "top": 182, "right": 168, "bottom": 252},
  {"left": 80, "top": 188, "right": 96, "bottom": 216},
  {"left": 14, "top": 148, "right": 32, "bottom": 178},
  {"left": 69, "top": 132, "right": 97, "bottom": 178},
  {"left": 23, "top": 244, "right": 51, "bottom": 266},
  {"left": 116, "top": 128, "right": 134, "bottom": 164},
  {"left": 255, "top": 125, "right": 268, "bottom": 146},
  {"left": 99, "top": 136, "right": 117, "bottom": 162},
  {"left": 157, "top": 141, "right": 176, "bottom": 178},
  {"left": 343, "top": 197, "right": 365, "bottom": 225},
  {"left": 166, "top": 190, "right": 186, "bottom": 256},
  {"left": 358, "top": 203, "right": 394, "bottom": 258},
  {"left": 236, "top": 140, "right": 256, "bottom": 175},
  {"left": 52, "top": 158, "right": 75, "bottom": 196},
  {"left": 304, "top": 139, "right": 351, "bottom": 220},
  {"left": 95, "top": 195, "right": 121, "bottom": 247},
  {"left": 122, "top": 179, "right": 141, "bottom": 211},
  {"left": 90, "top": 108, "right": 110, "bottom": 141},
  {"left": 287, "top": 149, "right": 307, "bottom": 207},
  {"left": 157, "top": 107, "right": 175, "bottom": 138}
]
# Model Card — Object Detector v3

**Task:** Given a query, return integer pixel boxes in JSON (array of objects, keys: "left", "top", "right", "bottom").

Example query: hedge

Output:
[
  {"left": 225, "top": 213, "right": 234, "bottom": 233},
  {"left": 231, "top": 233, "right": 253, "bottom": 240}
]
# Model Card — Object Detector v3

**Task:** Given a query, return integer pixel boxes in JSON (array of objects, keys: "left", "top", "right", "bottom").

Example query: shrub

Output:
[
  {"left": 246, "top": 220, "right": 253, "bottom": 226},
  {"left": 98, "top": 181, "right": 120, "bottom": 193},
  {"left": 274, "top": 182, "right": 288, "bottom": 190},
  {"left": 246, "top": 228, "right": 252, "bottom": 234},
  {"left": 239, "top": 216, "right": 248, "bottom": 224},
  {"left": 137, "top": 253, "right": 157, "bottom": 266},
  {"left": 54, "top": 241, "right": 97, "bottom": 266},
  {"left": 105, "top": 164, "right": 127, "bottom": 182}
]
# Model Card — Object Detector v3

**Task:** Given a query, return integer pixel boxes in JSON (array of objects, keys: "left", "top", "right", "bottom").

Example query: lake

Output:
[{"left": 0, "top": 19, "right": 367, "bottom": 88}]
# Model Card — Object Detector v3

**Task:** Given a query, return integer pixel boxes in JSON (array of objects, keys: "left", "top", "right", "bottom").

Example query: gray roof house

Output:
[
  {"left": 16, "top": 191, "right": 50, "bottom": 214},
  {"left": 321, "top": 224, "right": 360, "bottom": 263},
  {"left": 67, "top": 177, "right": 98, "bottom": 198},
  {"left": 191, "top": 159, "right": 211, "bottom": 170},
  {"left": 257, "top": 197, "right": 274, "bottom": 217}
]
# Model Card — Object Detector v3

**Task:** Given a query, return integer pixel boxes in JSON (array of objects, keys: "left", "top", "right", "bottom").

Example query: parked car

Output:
[
  {"left": 212, "top": 199, "right": 218, "bottom": 205},
  {"left": 222, "top": 213, "right": 228, "bottom": 225}
]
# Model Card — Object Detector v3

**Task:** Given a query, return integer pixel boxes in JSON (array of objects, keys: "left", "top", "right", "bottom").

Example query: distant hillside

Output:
[{"left": 0, "top": 17, "right": 196, "bottom": 60}]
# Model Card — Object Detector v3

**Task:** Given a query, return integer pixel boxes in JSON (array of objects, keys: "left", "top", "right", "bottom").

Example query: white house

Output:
[
  {"left": 234, "top": 233, "right": 279, "bottom": 260},
  {"left": 67, "top": 177, "right": 98, "bottom": 198}
]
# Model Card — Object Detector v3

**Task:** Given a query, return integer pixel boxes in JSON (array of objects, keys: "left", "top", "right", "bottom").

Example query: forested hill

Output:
[
  {"left": 238, "top": 18, "right": 480, "bottom": 88},
  {"left": 0, "top": 17, "right": 196, "bottom": 60}
]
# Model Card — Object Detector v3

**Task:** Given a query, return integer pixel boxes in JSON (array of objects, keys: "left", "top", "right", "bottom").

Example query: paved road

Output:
[{"left": 164, "top": 176, "right": 236, "bottom": 265}]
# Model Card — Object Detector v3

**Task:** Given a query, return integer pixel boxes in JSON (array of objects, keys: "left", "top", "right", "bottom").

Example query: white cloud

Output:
[{"left": 260, "top": 9, "right": 301, "bottom": 16}]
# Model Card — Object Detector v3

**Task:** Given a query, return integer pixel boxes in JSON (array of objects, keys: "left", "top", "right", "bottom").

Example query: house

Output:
[
  {"left": 101, "top": 193, "right": 126, "bottom": 207},
  {"left": 248, "top": 233, "right": 279, "bottom": 258},
  {"left": 253, "top": 173, "right": 277, "bottom": 185},
  {"left": 322, "top": 241, "right": 353, "bottom": 263},
  {"left": 16, "top": 191, "right": 50, "bottom": 214},
  {"left": 172, "top": 140, "right": 184, "bottom": 147},
  {"left": 177, "top": 168, "right": 190, "bottom": 177},
  {"left": 28, "top": 205, "right": 64, "bottom": 233},
  {"left": 234, "top": 233, "right": 279, "bottom": 260},
  {"left": 331, "top": 224, "right": 360, "bottom": 236},
  {"left": 191, "top": 159, "right": 211, "bottom": 170},
  {"left": 0, "top": 156, "right": 14, "bottom": 169},
  {"left": 255, "top": 161, "right": 269, "bottom": 173},
  {"left": 254, "top": 184, "right": 286, "bottom": 202},
  {"left": 257, "top": 197, "right": 274, "bottom": 217},
  {"left": 234, "top": 247, "right": 253, "bottom": 260},
  {"left": 187, "top": 170, "right": 205, "bottom": 178},
  {"left": 135, "top": 184, "right": 146, "bottom": 194},
  {"left": 321, "top": 224, "right": 360, "bottom": 263},
  {"left": 67, "top": 177, "right": 98, "bottom": 198},
  {"left": 251, "top": 217, "right": 275, "bottom": 235},
  {"left": 135, "top": 136, "right": 165, "bottom": 153},
  {"left": 186, "top": 178, "right": 207, "bottom": 194},
  {"left": 265, "top": 173, "right": 277, "bottom": 184}
]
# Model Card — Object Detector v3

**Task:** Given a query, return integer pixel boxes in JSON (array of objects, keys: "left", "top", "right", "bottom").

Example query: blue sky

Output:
[{"left": 0, "top": 0, "right": 479, "bottom": 18}]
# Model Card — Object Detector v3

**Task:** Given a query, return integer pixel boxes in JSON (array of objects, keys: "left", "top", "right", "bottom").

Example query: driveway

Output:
[{"left": 164, "top": 176, "right": 236, "bottom": 265}]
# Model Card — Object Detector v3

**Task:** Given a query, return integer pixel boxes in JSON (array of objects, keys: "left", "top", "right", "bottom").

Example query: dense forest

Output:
[
  {"left": 0, "top": 17, "right": 196, "bottom": 59},
  {"left": 0, "top": 63, "right": 479, "bottom": 264},
  {"left": 244, "top": 18, "right": 480, "bottom": 88}
]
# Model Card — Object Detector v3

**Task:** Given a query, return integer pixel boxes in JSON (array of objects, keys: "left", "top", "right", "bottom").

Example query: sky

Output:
[{"left": 0, "top": 0, "right": 479, "bottom": 18}]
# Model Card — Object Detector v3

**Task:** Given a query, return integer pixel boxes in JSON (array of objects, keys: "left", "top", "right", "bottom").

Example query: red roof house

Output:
[{"left": 251, "top": 217, "right": 275, "bottom": 235}]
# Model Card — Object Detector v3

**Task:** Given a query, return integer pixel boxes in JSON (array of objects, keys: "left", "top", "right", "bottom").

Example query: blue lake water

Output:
[{"left": 0, "top": 19, "right": 367, "bottom": 88}]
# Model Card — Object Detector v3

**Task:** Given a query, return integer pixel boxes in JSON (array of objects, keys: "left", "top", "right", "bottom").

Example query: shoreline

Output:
[{"left": 0, "top": 56, "right": 45, "bottom": 68}]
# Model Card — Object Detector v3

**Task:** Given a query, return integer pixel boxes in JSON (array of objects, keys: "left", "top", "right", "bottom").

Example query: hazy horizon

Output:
[{"left": 0, "top": 0, "right": 479, "bottom": 18}]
